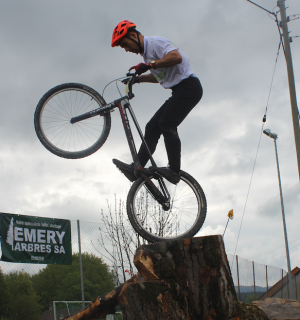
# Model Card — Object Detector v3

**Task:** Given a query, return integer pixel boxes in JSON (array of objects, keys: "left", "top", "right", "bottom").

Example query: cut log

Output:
[
  {"left": 63, "top": 283, "right": 124, "bottom": 319},
  {"left": 119, "top": 235, "right": 239, "bottom": 319}
]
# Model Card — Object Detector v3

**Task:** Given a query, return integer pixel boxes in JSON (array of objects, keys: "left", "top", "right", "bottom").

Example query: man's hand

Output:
[
  {"left": 122, "top": 76, "right": 140, "bottom": 85},
  {"left": 129, "top": 63, "right": 151, "bottom": 75}
]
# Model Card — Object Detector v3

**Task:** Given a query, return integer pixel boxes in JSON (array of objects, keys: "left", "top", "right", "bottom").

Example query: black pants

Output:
[{"left": 137, "top": 76, "right": 203, "bottom": 173}]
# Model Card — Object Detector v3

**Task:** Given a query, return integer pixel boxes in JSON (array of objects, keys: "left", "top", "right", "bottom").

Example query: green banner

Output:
[{"left": 0, "top": 212, "right": 72, "bottom": 265}]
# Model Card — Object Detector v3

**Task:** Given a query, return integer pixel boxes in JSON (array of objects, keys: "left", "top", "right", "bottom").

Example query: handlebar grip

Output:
[{"left": 127, "top": 72, "right": 137, "bottom": 100}]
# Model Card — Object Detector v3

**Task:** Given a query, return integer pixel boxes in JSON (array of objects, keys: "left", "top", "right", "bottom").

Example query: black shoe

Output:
[
  {"left": 149, "top": 166, "right": 181, "bottom": 184},
  {"left": 112, "top": 159, "right": 136, "bottom": 182}
]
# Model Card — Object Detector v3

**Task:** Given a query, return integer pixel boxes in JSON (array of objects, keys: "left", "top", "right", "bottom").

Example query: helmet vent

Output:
[{"left": 111, "top": 20, "right": 137, "bottom": 47}]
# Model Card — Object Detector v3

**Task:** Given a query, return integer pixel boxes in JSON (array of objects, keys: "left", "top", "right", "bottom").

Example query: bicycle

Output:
[{"left": 34, "top": 72, "right": 207, "bottom": 243}]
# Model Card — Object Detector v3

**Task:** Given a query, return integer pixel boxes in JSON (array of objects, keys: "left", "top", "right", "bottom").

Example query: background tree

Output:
[
  {"left": 244, "top": 294, "right": 258, "bottom": 304},
  {"left": 96, "top": 197, "right": 145, "bottom": 285},
  {"left": 32, "top": 253, "right": 115, "bottom": 312},
  {"left": 96, "top": 193, "right": 180, "bottom": 285},
  {"left": 3, "top": 271, "right": 41, "bottom": 320},
  {"left": 0, "top": 267, "right": 8, "bottom": 319}
]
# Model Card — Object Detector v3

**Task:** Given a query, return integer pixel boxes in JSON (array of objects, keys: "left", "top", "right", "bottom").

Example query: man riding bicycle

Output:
[{"left": 112, "top": 20, "right": 203, "bottom": 184}]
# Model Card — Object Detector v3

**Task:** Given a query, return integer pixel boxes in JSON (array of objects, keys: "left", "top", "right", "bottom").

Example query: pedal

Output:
[{"left": 112, "top": 159, "right": 136, "bottom": 182}]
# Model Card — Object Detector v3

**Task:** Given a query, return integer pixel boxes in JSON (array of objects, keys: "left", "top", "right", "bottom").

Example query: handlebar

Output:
[{"left": 125, "top": 72, "right": 137, "bottom": 100}]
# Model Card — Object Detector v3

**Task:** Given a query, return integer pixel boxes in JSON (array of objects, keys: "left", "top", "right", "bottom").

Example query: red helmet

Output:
[{"left": 111, "top": 20, "right": 137, "bottom": 47}]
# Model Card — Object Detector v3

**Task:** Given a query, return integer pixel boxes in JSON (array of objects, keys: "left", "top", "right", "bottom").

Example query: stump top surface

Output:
[
  {"left": 139, "top": 235, "right": 221, "bottom": 251},
  {"left": 252, "top": 298, "right": 300, "bottom": 319}
]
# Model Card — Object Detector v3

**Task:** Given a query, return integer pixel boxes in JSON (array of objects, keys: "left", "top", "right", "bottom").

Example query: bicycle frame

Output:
[{"left": 70, "top": 76, "right": 171, "bottom": 208}]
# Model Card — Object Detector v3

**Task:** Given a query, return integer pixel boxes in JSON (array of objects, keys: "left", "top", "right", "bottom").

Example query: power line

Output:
[
  {"left": 231, "top": 123, "right": 264, "bottom": 269},
  {"left": 263, "top": 40, "right": 282, "bottom": 122}
]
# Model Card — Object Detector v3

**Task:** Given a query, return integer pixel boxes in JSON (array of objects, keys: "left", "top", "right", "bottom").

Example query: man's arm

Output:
[
  {"left": 138, "top": 50, "right": 182, "bottom": 83},
  {"left": 154, "top": 49, "right": 182, "bottom": 68},
  {"left": 138, "top": 73, "right": 158, "bottom": 83}
]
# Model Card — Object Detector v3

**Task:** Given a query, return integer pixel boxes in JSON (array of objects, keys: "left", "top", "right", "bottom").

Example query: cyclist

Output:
[{"left": 111, "top": 20, "right": 203, "bottom": 184}]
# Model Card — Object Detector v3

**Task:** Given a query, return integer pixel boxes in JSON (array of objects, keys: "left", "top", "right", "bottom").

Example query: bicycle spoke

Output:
[{"left": 130, "top": 175, "right": 202, "bottom": 240}]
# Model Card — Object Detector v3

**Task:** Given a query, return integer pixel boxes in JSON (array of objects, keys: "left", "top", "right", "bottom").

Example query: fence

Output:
[
  {"left": 0, "top": 217, "right": 299, "bottom": 319},
  {"left": 227, "top": 254, "right": 299, "bottom": 302}
]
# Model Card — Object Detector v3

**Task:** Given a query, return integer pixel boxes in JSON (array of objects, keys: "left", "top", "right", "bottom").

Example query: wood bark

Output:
[
  {"left": 119, "top": 235, "right": 238, "bottom": 319},
  {"left": 64, "top": 235, "right": 269, "bottom": 320}
]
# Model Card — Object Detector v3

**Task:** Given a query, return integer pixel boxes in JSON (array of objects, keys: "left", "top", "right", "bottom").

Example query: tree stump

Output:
[{"left": 118, "top": 235, "right": 269, "bottom": 320}]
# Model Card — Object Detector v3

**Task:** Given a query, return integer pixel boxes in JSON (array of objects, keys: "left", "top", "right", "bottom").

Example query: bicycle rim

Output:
[
  {"left": 127, "top": 172, "right": 206, "bottom": 242},
  {"left": 38, "top": 86, "right": 108, "bottom": 156}
]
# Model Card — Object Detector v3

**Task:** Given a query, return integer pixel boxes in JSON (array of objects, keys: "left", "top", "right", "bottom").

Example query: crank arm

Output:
[{"left": 141, "top": 175, "right": 169, "bottom": 205}]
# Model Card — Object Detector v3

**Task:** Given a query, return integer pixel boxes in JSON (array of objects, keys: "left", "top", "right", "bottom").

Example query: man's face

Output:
[{"left": 118, "top": 34, "right": 140, "bottom": 54}]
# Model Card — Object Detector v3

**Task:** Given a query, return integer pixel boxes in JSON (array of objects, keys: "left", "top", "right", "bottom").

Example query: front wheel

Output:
[
  {"left": 34, "top": 83, "right": 111, "bottom": 159},
  {"left": 126, "top": 170, "right": 207, "bottom": 243}
]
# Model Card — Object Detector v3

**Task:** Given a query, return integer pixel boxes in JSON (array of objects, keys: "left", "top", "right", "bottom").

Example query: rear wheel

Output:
[
  {"left": 126, "top": 170, "right": 207, "bottom": 243},
  {"left": 34, "top": 83, "right": 111, "bottom": 159}
]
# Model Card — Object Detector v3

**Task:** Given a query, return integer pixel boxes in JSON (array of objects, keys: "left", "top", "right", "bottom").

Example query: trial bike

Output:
[{"left": 34, "top": 72, "right": 207, "bottom": 242}]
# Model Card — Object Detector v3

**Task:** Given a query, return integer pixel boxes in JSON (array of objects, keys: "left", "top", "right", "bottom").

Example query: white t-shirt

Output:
[{"left": 142, "top": 36, "right": 195, "bottom": 89}]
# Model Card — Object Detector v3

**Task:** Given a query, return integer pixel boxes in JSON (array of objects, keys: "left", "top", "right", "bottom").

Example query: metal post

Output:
[
  {"left": 53, "top": 301, "right": 57, "bottom": 320},
  {"left": 266, "top": 265, "right": 268, "bottom": 297},
  {"left": 278, "top": 0, "right": 300, "bottom": 183},
  {"left": 252, "top": 261, "right": 256, "bottom": 299},
  {"left": 295, "top": 275, "right": 298, "bottom": 300},
  {"left": 281, "top": 269, "right": 283, "bottom": 298},
  {"left": 77, "top": 220, "right": 85, "bottom": 309},
  {"left": 236, "top": 255, "right": 241, "bottom": 301},
  {"left": 274, "top": 138, "right": 295, "bottom": 299}
]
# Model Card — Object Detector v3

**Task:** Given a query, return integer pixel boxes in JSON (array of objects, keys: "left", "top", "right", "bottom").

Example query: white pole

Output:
[
  {"left": 273, "top": 138, "right": 295, "bottom": 299},
  {"left": 53, "top": 301, "right": 57, "bottom": 320},
  {"left": 77, "top": 220, "right": 85, "bottom": 309}
]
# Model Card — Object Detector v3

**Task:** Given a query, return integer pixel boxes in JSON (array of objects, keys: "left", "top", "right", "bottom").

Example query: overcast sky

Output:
[{"left": 0, "top": 0, "right": 300, "bottom": 273}]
